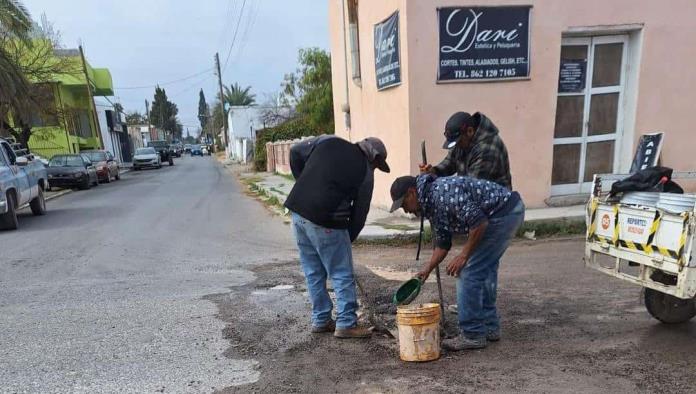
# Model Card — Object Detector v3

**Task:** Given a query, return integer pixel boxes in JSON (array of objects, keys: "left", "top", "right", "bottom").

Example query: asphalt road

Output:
[{"left": 0, "top": 155, "right": 295, "bottom": 393}]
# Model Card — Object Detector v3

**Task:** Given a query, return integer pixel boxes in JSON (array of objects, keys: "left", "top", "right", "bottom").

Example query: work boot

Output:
[
  {"left": 311, "top": 320, "right": 336, "bottom": 334},
  {"left": 334, "top": 325, "right": 372, "bottom": 339},
  {"left": 442, "top": 335, "right": 486, "bottom": 351},
  {"left": 486, "top": 329, "right": 501, "bottom": 342}
]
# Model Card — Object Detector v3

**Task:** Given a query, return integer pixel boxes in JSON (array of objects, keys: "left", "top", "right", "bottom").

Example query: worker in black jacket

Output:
[{"left": 285, "top": 136, "right": 389, "bottom": 339}]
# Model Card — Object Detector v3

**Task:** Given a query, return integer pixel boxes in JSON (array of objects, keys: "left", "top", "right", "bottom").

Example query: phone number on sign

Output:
[{"left": 453, "top": 68, "right": 518, "bottom": 79}]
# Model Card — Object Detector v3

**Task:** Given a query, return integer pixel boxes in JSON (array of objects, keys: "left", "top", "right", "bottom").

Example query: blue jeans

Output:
[
  {"left": 457, "top": 200, "right": 525, "bottom": 339},
  {"left": 291, "top": 212, "right": 358, "bottom": 329}
]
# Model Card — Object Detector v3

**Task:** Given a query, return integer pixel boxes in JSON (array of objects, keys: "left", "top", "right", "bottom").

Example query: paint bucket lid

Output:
[{"left": 393, "top": 278, "right": 422, "bottom": 306}]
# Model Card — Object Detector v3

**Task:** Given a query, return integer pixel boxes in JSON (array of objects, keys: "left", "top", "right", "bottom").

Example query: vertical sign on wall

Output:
[
  {"left": 374, "top": 11, "right": 401, "bottom": 90},
  {"left": 437, "top": 6, "right": 531, "bottom": 82}
]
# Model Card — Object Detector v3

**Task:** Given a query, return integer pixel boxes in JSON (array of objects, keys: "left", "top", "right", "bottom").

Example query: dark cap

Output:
[
  {"left": 389, "top": 176, "right": 417, "bottom": 213},
  {"left": 443, "top": 112, "right": 472, "bottom": 149},
  {"left": 357, "top": 137, "right": 390, "bottom": 173}
]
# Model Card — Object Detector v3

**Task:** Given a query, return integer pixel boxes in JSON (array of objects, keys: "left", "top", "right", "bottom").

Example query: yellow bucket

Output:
[{"left": 396, "top": 303, "right": 441, "bottom": 362}]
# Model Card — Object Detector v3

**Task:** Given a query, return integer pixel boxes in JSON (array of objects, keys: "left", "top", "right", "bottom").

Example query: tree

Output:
[
  {"left": 0, "top": 0, "right": 31, "bottom": 100},
  {"left": 112, "top": 102, "right": 123, "bottom": 114},
  {"left": 125, "top": 111, "right": 145, "bottom": 125},
  {"left": 0, "top": 0, "right": 32, "bottom": 132},
  {"left": 197, "top": 89, "right": 209, "bottom": 131},
  {"left": 209, "top": 99, "right": 225, "bottom": 141},
  {"left": 0, "top": 14, "right": 80, "bottom": 148},
  {"left": 223, "top": 82, "right": 256, "bottom": 106},
  {"left": 149, "top": 86, "right": 180, "bottom": 139},
  {"left": 284, "top": 48, "right": 334, "bottom": 133},
  {"left": 259, "top": 92, "right": 294, "bottom": 128}
]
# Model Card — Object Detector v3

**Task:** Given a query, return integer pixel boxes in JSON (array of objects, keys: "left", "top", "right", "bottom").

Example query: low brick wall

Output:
[{"left": 265, "top": 137, "right": 316, "bottom": 175}]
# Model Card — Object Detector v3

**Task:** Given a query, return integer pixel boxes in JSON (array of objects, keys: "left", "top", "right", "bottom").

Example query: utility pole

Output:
[
  {"left": 79, "top": 45, "right": 105, "bottom": 150},
  {"left": 214, "top": 52, "right": 228, "bottom": 152}
]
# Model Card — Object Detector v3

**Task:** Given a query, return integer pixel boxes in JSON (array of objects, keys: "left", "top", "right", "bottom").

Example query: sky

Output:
[{"left": 24, "top": 0, "right": 329, "bottom": 136}]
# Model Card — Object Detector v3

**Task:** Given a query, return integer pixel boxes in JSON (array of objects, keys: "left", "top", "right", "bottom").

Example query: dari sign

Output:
[
  {"left": 374, "top": 11, "right": 401, "bottom": 90},
  {"left": 437, "top": 6, "right": 531, "bottom": 82}
]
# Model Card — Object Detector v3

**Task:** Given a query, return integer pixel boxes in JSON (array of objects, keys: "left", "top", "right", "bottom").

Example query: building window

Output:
[
  {"left": 66, "top": 109, "right": 93, "bottom": 139},
  {"left": 347, "top": 0, "right": 361, "bottom": 84}
]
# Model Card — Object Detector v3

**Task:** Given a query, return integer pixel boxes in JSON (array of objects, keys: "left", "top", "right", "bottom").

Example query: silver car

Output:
[{"left": 133, "top": 147, "right": 161, "bottom": 170}]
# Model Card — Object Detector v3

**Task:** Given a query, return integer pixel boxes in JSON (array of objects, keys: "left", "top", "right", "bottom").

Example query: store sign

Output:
[
  {"left": 558, "top": 59, "right": 586, "bottom": 93},
  {"left": 630, "top": 133, "right": 664, "bottom": 173},
  {"left": 374, "top": 11, "right": 401, "bottom": 90},
  {"left": 437, "top": 6, "right": 531, "bottom": 82}
]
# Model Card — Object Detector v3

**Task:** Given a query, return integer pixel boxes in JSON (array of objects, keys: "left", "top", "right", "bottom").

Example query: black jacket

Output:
[{"left": 285, "top": 137, "right": 373, "bottom": 242}]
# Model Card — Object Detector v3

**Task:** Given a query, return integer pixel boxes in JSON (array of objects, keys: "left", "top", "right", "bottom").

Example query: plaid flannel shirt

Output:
[{"left": 433, "top": 113, "right": 512, "bottom": 190}]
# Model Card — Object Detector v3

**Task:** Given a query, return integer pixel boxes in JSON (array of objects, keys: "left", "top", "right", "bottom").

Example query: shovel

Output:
[{"left": 417, "top": 141, "right": 446, "bottom": 327}]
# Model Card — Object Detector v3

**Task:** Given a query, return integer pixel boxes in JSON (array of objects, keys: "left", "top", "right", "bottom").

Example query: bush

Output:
[{"left": 254, "top": 116, "right": 325, "bottom": 171}]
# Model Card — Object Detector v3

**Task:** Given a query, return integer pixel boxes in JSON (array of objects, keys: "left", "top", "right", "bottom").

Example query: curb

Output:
[
  {"left": 45, "top": 189, "right": 72, "bottom": 202},
  {"left": 17, "top": 189, "right": 71, "bottom": 211},
  {"left": 241, "top": 171, "right": 588, "bottom": 241}
]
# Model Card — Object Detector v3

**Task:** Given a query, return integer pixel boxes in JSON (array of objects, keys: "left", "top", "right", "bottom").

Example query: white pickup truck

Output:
[
  {"left": 0, "top": 138, "right": 48, "bottom": 230},
  {"left": 585, "top": 173, "right": 696, "bottom": 323}
]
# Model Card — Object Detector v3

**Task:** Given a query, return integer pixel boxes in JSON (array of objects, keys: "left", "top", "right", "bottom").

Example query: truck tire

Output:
[
  {"left": 0, "top": 191, "right": 18, "bottom": 230},
  {"left": 30, "top": 186, "right": 46, "bottom": 216},
  {"left": 644, "top": 288, "right": 696, "bottom": 324}
]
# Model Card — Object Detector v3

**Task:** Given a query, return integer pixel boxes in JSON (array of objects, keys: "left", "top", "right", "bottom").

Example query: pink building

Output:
[{"left": 328, "top": 0, "right": 696, "bottom": 208}]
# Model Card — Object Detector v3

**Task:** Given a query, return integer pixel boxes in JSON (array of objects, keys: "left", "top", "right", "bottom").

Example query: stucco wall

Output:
[
  {"left": 329, "top": 0, "right": 410, "bottom": 208},
  {"left": 330, "top": 0, "right": 696, "bottom": 208}
]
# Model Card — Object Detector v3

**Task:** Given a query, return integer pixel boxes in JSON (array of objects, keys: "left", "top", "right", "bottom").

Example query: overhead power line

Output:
[
  {"left": 169, "top": 74, "right": 215, "bottom": 98},
  {"left": 232, "top": 0, "right": 260, "bottom": 64},
  {"left": 217, "top": 0, "right": 237, "bottom": 48},
  {"left": 115, "top": 68, "right": 214, "bottom": 90},
  {"left": 222, "top": 0, "right": 247, "bottom": 73}
]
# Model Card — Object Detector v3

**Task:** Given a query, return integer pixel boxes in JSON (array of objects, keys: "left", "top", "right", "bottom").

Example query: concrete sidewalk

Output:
[{"left": 238, "top": 170, "right": 587, "bottom": 241}]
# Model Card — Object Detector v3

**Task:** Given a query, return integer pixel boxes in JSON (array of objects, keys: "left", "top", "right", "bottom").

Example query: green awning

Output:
[{"left": 91, "top": 68, "right": 113, "bottom": 96}]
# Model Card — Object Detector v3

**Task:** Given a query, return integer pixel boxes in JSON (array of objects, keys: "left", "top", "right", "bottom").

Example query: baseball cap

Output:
[
  {"left": 357, "top": 137, "right": 390, "bottom": 173},
  {"left": 442, "top": 112, "right": 472, "bottom": 149},
  {"left": 389, "top": 176, "right": 417, "bottom": 213}
]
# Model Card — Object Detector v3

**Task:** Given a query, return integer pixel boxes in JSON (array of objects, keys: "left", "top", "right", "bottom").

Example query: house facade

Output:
[
  {"left": 328, "top": 0, "right": 696, "bottom": 208},
  {"left": 19, "top": 48, "right": 113, "bottom": 159}
]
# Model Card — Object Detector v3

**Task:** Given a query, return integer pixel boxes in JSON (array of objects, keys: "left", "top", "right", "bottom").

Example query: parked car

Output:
[
  {"left": 81, "top": 150, "right": 120, "bottom": 183},
  {"left": 133, "top": 147, "right": 162, "bottom": 170},
  {"left": 184, "top": 144, "right": 192, "bottom": 154},
  {"left": 191, "top": 144, "right": 203, "bottom": 156},
  {"left": 46, "top": 154, "right": 99, "bottom": 191},
  {"left": 0, "top": 138, "right": 48, "bottom": 230},
  {"left": 147, "top": 140, "right": 174, "bottom": 166},
  {"left": 170, "top": 144, "right": 182, "bottom": 158}
]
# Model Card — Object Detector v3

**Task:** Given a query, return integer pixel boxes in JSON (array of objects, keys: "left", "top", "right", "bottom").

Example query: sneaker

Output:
[
  {"left": 486, "top": 329, "right": 501, "bottom": 342},
  {"left": 311, "top": 320, "right": 336, "bottom": 334},
  {"left": 334, "top": 325, "right": 372, "bottom": 339},
  {"left": 442, "top": 335, "right": 487, "bottom": 351}
]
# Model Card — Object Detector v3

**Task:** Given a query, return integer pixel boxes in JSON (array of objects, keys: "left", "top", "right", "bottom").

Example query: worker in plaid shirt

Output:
[{"left": 420, "top": 112, "right": 512, "bottom": 190}]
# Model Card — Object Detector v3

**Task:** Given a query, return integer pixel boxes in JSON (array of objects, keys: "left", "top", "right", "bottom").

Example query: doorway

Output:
[{"left": 551, "top": 35, "right": 628, "bottom": 195}]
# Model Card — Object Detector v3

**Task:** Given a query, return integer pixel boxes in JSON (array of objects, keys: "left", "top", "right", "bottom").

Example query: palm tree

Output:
[
  {"left": 223, "top": 82, "right": 256, "bottom": 106},
  {"left": 0, "top": 0, "right": 31, "bottom": 39},
  {"left": 0, "top": 0, "right": 32, "bottom": 118}
]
